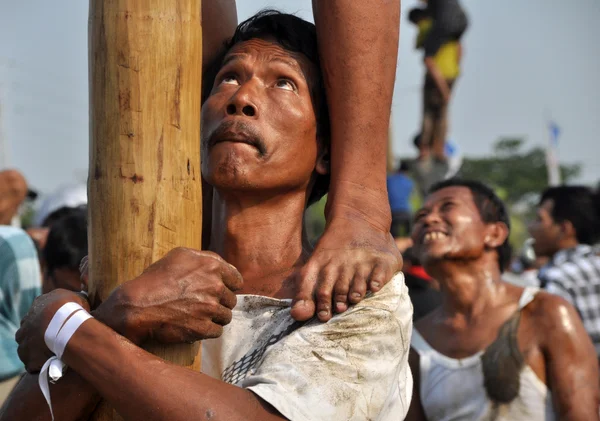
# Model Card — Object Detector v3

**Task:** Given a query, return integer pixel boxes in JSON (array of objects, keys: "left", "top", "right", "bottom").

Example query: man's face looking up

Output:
[{"left": 201, "top": 38, "right": 327, "bottom": 198}]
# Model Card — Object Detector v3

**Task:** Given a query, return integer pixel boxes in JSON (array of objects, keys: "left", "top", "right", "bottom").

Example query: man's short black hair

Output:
[
  {"left": 399, "top": 161, "right": 410, "bottom": 173},
  {"left": 408, "top": 7, "right": 429, "bottom": 24},
  {"left": 202, "top": 10, "right": 330, "bottom": 206},
  {"left": 539, "top": 185, "right": 600, "bottom": 245},
  {"left": 44, "top": 207, "right": 88, "bottom": 275},
  {"left": 42, "top": 205, "right": 86, "bottom": 228},
  {"left": 429, "top": 179, "right": 512, "bottom": 272}
]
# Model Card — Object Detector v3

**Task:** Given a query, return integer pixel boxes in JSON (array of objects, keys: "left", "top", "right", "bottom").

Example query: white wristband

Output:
[
  {"left": 43, "top": 302, "right": 82, "bottom": 350},
  {"left": 39, "top": 303, "right": 93, "bottom": 421}
]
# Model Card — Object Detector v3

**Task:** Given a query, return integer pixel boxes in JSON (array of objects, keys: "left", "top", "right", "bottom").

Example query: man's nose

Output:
[
  {"left": 421, "top": 209, "right": 443, "bottom": 225},
  {"left": 225, "top": 84, "right": 258, "bottom": 118}
]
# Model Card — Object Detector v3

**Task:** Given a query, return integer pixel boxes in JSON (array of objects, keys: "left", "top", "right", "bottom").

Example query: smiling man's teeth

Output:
[{"left": 424, "top": 232, "right": 446, "bottom": 243}]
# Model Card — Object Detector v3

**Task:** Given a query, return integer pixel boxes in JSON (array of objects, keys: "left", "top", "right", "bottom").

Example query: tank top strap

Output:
[
  {"left": 518, "top": 286, "right": 540, "bottom": 311},
  {"left": 411, "top": 328, "right": 434, "bottom": 353}
]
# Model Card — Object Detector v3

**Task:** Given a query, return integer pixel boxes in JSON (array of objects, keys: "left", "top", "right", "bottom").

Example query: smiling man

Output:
[
  {"left": 2, "top": 12, "right": 412, "bottom": 421},
  {"left": 405, "top": 179, "right": 599, "bottom": 421}
]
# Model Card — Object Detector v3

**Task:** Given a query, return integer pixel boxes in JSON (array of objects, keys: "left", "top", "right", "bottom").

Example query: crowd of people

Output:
[{"left": 0, "top": 0, "right": 598, "bottom": 420}]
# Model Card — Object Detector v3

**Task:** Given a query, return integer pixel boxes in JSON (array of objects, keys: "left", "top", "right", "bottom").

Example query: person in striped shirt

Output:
[
  {"left": 0, "top": 226, "right": 42, "bottom": 403},
  {"left": 528, "top": 186, "right": 600, "bottom": 356}
]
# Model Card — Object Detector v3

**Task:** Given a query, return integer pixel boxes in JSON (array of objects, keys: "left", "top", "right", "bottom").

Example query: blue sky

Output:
[{"left": 1, "top": 0, "right": 599, "bottom": 194}]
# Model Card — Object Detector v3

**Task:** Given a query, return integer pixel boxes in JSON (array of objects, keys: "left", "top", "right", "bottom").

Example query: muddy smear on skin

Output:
[{"left": 481, "top": 311, "right": 524, "bottom": 403}]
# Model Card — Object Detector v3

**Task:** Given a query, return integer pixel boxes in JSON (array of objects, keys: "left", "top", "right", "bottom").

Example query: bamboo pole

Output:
[{"left": 88, "top": 1, "right": 202, "bottom": 419}]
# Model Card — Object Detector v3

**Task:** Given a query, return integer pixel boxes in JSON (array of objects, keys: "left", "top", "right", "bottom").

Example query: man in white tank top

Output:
[{"left": 405, "top": 179, "right": 600, "bottom": 421}]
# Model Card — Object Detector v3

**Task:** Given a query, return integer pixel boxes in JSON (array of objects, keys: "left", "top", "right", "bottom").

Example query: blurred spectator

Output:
[
  {"left": 42, "top": 207, "right": 88, "bottom": 293},
  {"left": 34, "top": 183, "right": 87, "bottom": 227},
  {"left": 25, "top": 183, "right": 87, "bottom": 257},
  {"left": 0, "top": 226, "right": 42, "bottom": 404},
  {"left": 387, "top": 161, "right": 414, "bottom": 237},
  {"left": 0, "top": 170, "right": 29, "bottom": 226},
  {"left": 504, "top": 238, "right": 548, "bottom": 287},
  {"left": 403, "top": 247, "right": 441, "bottom": 321},
  {"left": 528, "top": 185, "right": 600, "bottom": 356}
]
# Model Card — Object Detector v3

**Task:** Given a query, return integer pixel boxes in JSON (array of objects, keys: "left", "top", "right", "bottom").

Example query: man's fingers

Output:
[
  {"left": 210, "top": 303, "right": 234, "bottom": 327},
  {"left": 220, "top": 262, "right": 244, "bottom": 292},
  {"left": 290, "top": 265, "right": 318, "bottom": 322},
  {"left": 193, "top": 321, "right": 224, "bottom": 340},
  {"left": 315, "top": 266, "right": 338, "bottom": 322},
  {"left": 154, "top": 320, "right": 224, "bottom": 344},
  {"left": 219, "top": 287, "right": 238, "bottom": 310}
]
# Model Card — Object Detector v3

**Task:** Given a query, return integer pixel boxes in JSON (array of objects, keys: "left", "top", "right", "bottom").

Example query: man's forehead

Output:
[
  {"left": 223, "top": 38, "right": 310, "bottom": 72},
  {"left": 424, "top": 186, "right": 474, "bottom": 207}
]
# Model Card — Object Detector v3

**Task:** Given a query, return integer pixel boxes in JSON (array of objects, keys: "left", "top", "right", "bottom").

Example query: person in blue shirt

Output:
[
  {"left": 387, "top": 161, "right": 414, "bottom": 237},
  {"left": 0, "top": 226, "right": 42, "bottom": 404}
]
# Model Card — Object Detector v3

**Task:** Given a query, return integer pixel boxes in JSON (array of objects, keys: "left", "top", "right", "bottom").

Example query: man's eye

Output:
[
  {"left": 275, "top": 79, "right": 296, "bottom": 91},
  {"left": 221, "top": 75, "right": 239, "bottom": 86}
]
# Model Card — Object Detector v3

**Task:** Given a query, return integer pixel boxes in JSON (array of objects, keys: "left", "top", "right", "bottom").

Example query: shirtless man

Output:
[
  {"left": 406, "top": 179, "right": 599, "bottom": 420},
  {"left": 202, "top": 1, "right": 403, "bottom": 323},
  {"left": 2, "top": 12, "right": 412, "bottom": 421}
]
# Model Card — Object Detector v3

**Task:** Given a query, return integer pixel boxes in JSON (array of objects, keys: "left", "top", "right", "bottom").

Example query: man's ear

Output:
[
  {"left": 484, "top": 221, "right": 509, "bottom": 249},
  {"left": 558, "top": 219, "right": 576, "bottom": 241},
  {"left": 315, "top": 146, "right": 330, "bottom": 176}
]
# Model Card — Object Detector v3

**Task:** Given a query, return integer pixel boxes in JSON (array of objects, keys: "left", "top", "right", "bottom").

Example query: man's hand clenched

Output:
[{"left": 93, "top": 248, "right": 243, "bottom": 345}]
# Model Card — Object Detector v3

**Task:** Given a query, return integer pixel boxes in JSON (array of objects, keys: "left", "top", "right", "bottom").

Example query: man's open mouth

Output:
[{"left": 422, "top": 230, "right": 449, "bottom": 244}]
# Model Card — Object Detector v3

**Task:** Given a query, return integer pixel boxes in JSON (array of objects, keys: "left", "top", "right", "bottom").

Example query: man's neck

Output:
[
  {"left": 426, "top": 255, "right": 507, "bottom": 320},
  {"left": 553, "top": 239, "right": 580, "bottom": 258},
  {"left": 208, "top": 189, "right": 310, "bottom": 297}
]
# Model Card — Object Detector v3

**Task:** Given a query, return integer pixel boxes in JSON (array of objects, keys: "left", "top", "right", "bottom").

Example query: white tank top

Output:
[{"left": 411, "top": 287, "right": 556, "bottom": 421}]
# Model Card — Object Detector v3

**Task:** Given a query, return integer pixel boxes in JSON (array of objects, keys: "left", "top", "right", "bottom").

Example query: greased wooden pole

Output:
[{"left": 88, "top": 1, "right": 202, "bottom": 419}]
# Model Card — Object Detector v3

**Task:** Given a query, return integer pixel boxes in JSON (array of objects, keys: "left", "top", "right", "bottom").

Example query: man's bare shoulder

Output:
[{"left": 523, "top": 290, "right": 581, "bottom": 340}]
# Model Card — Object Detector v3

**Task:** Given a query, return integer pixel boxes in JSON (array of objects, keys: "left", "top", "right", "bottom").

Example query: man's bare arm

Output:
[
  {"left": 0, "top": 372, "right": 100, "bottom": 421},
  {"left": 537, "top": 294, "right": 600, "bottom": 420},
  {"left": 63, "top": 319, "right": 286, "bottom": 421},
  {"left": 202, "top": 0, "right": 237, "bottom": 72}
]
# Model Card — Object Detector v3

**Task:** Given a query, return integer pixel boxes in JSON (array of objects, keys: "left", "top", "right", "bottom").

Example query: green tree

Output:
[{"left": 459, "top": 138, "right": 581, "bottom": 249}]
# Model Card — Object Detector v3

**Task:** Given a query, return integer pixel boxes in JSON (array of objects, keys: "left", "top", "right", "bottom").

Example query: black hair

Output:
[
  {"left": 429, "top": 179, "right": 512, "bottom": 272},
  {"left": 42, "top": 205, "right": 86, "bottom": 228},
  {"left": 408, "top": 7, "right": 429, "bottom": 24},
  {"left": 202, "top": 10, "right": 330, "bottom": 206},
  {"left": 412, "top": 133, "right": 422, "bottom": 149},
  {"left": 399, "top": 161, "right": 410, "bottom": 173},
  {"left": 44, "top": 207, "right": 88, "bottom": 275},
  {"left": 539, "top": 185, "right": 600, "bottom": 245}
]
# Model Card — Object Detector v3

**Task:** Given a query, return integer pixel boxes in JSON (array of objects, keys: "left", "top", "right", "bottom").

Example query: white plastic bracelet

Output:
[{"left": 39, "top": 303, "right": 93, "bottom": 421}]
